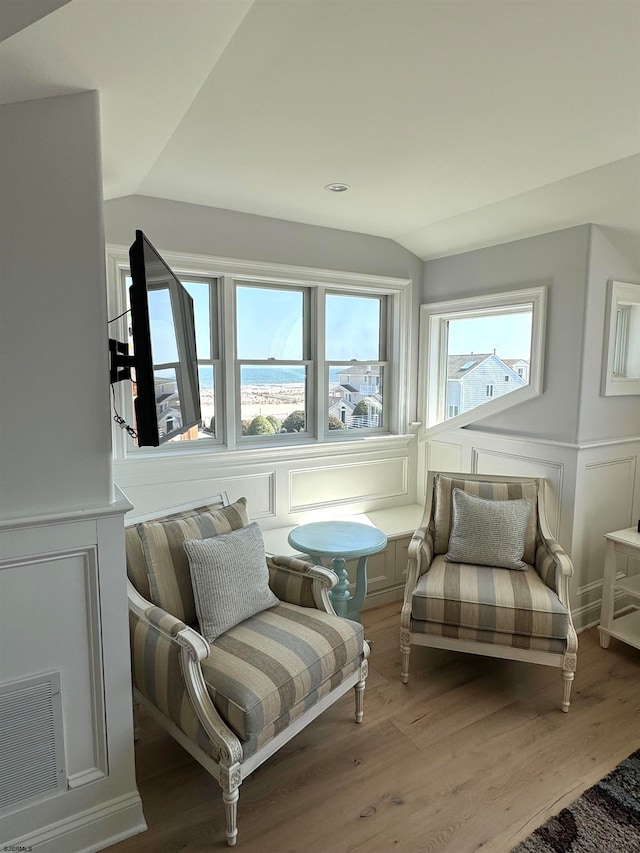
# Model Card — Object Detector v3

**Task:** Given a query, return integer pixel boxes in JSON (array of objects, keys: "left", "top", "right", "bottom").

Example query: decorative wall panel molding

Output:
[
  {"left": 427, "top": 440, "right": 464, "bottom": 473},
  {"left": 573, "top": 455, "right": 638, "bottom": 594},
  {"left": 290, "top": 457, "right": 408, "bottom": 513},
  {"left": 0, "top": 546, "right": 107, "bottom": 784},
  {"left": 119, "top": 471, "right": 275, "bottom": 519},
  {"left": 471, "top": 447, "right": 564, "bottom": 539},
  {"left": 0, "top": 495, "right": 142, "bottom": 847}
]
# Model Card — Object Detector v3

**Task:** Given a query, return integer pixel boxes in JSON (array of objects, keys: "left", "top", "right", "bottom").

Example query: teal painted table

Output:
[{"left": 287, "top": 521, "right": 387, "bottom": 621}]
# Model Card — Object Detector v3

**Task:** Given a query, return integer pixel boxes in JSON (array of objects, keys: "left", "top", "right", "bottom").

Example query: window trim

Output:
[
  {"left": 418, "top": 286, "right": 547, "bottom": 437},
  {"left": 106, "top": 244, "right": 412, "bottom": 459}
]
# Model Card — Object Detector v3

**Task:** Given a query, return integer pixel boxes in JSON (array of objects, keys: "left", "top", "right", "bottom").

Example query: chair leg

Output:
[
  {"left": 219, "top": 764, "right": 241, "bottom": 846},
  {"left": 561, "top": 669, "right": 574, "bottom": 713},
  {"left": 222, "top": 786, "right": 239, "bottom": 846},
  {"left": 400, "top": 631, "right": 411, "bottom": 684},
  {"left": 355, "top": 677, "right": 365, "bottom": 723}
]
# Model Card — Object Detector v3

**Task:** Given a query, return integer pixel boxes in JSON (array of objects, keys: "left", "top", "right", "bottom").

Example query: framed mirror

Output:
[{"left": 602, "top": 280, "right": 640, "bottom": 396}]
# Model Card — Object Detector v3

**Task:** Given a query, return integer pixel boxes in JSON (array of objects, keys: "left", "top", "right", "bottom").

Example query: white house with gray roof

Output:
[{"left": 446, "top": 353, "right": 527, "bottom": 419}]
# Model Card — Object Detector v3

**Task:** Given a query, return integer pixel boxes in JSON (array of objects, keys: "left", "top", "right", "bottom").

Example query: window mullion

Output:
[
  {"left": 221, "top": 275, "right": 237, "bottom": 449},
  {"left": 315, "top": 286, "right": 325, "bottom": 439}
]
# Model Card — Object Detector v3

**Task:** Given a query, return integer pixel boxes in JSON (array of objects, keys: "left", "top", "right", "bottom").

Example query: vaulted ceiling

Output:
[{"left": 2, "top": 0, "right": 639, "bottom": 261}]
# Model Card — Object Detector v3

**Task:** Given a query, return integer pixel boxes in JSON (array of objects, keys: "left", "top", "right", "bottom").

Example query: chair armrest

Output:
[
  {"left": 127, "top": 581, "right": 243, "bottom": 767},
  {"left": 267, "top": 554, "right": 338, "bottom": 613},
  {"left": 401, "top": 524, "right": 435, "bottom": 629},
  {"left": 535, "top": 532, "right": 573, "bottom": 602}
]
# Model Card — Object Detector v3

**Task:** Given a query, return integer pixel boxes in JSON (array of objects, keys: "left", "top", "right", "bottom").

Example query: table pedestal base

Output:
[
  {"left": 328, "top": 555, "right": 369, "bottom": 622},
  {"left": 329, "top": 557, "right": 351, "bottom": 618},
  {"left": 287, "top": 521, "right": 386, "bottom": 624}
]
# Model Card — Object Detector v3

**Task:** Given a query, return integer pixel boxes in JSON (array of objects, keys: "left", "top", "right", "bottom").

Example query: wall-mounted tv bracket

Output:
[{"left": 109, "top": 338, "right": 135, "bottom": 384}]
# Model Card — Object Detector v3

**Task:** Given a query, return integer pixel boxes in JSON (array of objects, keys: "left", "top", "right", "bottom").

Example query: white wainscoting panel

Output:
[
  {"left": 290, "top": 456, "right": 408, "bottom": 513},
  {"left": 571, "top": 454, "right": 638, "bottom": 628},
  {"left": 0, "top": 547, "right": 106, "bottom": 781},
  {"left": 0, "top": 496, "right": 145, "bottom": 851},
  {"left": 119, "top": 471, "right": 275, "bottom": 520},
  {"left": 427, "top": 440, "right": 464, "bottom": 474},
  {"left": 472, "top": 447, "right": 564, "bottom": 540}
]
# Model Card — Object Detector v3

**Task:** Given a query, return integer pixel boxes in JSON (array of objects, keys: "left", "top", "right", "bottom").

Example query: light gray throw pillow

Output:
[
  {"left": 184, "top": 522, "right": 279, "bottom": 642},
  {"left": 445, "top": 488, "right": 533, "bottom": 571}
]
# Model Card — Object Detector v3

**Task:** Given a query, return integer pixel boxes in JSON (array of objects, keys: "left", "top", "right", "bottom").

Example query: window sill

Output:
[{"left": 114, "top": 432, "right": 416, "bottom": 476}]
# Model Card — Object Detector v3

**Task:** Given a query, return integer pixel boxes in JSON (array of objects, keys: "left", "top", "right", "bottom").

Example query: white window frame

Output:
[
  {"left": 106, "top": 244, "right": 412, "bottom": 459},
  {"left": 602, "top": 280, "right": 640, "bottom": 396},
  {"left": 418, "top": 286, "right": 546, "bottom": 436}
]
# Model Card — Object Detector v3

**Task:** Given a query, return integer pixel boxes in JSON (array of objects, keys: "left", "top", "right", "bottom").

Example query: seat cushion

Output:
[
  {"left": 410, "top": 619, "right": 566, "bottom": 654},
  {"left": 412, "top": 555, "right": 569, "bottom": 640},
  {"left": 433, "top": 475, "right": 538, "bottom": 563},
  {"left": 200, "top": 602, "right": 364, "bottom": 742}
]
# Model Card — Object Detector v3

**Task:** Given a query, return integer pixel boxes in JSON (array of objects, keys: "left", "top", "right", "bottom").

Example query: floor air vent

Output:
[{"left": 0, "top": 672, "right": 66, "bottom": 812}]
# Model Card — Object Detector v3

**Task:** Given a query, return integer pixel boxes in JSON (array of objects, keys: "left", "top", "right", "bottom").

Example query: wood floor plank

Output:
[{"left": 106, "top": 602, "right": 640, "bottom": 853}]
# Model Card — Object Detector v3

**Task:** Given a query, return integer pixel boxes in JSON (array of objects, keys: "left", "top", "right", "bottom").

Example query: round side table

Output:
[{"left": 287, "top": 520, "right": 387, "bottom": 621}]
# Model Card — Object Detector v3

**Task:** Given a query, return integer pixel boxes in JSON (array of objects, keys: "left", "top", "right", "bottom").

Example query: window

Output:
[
  {"left": 236, "top": 284, "right": 310, "bottom": 439},
  {"left": 122, "top": 274, "right": 220, "bottom": 443},
  {"left": 419, "top": 286, "right": 546, "bottom": 434},
  {"left": 107, "top": 245, "right": 411, "bottom": 455},
  {"left": 325, "top": 293, "right": 387, "bottom": 433}
]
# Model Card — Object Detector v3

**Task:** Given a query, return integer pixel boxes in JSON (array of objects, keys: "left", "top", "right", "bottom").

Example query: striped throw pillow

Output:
[
  {"left": 138, "top": 497, "right": 249, "bottom": 623},
  {"left": 433, "top": 475, "right": 538, "bottom": 562},
  {"left": 445, "top": 488, "right": 533, "bottom": 570},
  {"left": 184, "top": 522, "right": 279, "bottom": 642}
]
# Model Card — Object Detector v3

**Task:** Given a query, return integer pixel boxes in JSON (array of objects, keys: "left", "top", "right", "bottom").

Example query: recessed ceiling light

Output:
[{"left": 325, "top": 183, "right": 350, "bottom": 192}]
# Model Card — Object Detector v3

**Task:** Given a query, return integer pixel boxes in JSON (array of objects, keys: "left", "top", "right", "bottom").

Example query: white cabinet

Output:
[{"left": 598, "top": 527, "right": 640, "bottom": 651}]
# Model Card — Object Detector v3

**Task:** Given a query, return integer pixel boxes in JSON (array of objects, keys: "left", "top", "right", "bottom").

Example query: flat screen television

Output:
[{"left": 109, "top": 230, "right": 201, "bottom": 447}]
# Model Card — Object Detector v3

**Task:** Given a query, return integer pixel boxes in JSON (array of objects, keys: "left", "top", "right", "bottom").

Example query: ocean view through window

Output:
[{"left": 108, "top": 248, "right": 410, "bottom": 454}]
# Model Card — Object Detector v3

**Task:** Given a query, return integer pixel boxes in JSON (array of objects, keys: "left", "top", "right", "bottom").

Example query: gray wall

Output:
[
  {"left": 104, "top": 195, "right": 423, "bottom": 282},
  {"left": 578, "top": 226, "right": 640, "bottom": 443},
  {"left": 0, "top": 91, "right": 112, "bottom": 520},
  {"left": 423, "top": 226, "right": 591, "bottom": 444}
]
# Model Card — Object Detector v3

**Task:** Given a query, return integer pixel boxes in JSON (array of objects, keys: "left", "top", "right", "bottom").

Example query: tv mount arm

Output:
[{"left": 109, "top": 338, "right": 135, "bottom": 384}]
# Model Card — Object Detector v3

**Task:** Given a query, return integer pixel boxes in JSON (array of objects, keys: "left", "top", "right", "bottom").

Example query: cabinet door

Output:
[{"left": 344, "top": 543, "right": 395, "bottom": 593}]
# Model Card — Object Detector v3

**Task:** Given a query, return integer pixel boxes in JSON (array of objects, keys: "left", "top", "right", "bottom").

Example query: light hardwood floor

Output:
[{"left": 107, "top": 602, "right": 640, "bottom": 853}]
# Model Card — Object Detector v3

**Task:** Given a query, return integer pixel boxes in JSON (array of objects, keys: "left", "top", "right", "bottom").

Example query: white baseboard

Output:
[{"left": 6, "top": 792, "right": 146, "bottom": 853}]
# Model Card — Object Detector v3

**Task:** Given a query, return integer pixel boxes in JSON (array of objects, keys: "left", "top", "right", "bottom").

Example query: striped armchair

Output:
[
  {"left": 400, "top": 472, "right": 578, "bottom": 711},
  {"left": 125, "top": 495, "right": 368, "bottom": 846}
]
